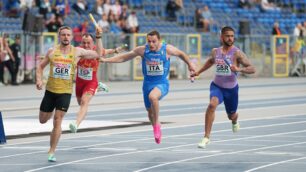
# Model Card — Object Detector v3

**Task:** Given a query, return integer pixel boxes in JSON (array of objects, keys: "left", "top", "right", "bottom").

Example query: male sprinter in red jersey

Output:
[{"left": 69, "top": 31, "right": 126, "bottom": 133}]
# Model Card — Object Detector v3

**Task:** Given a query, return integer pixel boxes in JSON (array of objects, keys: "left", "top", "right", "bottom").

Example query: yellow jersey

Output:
[{"left": 46, "top": 45, "right": 76, "bottom": 94}]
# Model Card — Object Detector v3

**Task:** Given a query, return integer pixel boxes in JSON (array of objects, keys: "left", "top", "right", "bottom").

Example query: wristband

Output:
[{"left": 114, "top": 48, "right": 118, "bottom": 53}]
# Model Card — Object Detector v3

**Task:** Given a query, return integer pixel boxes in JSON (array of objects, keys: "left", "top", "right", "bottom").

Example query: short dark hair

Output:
[
  {"left": 221, "top": 26, "right": 235, "bottom": 34},
  {"left": 147, "top": 30, "right": 160, "bottom": 39},
  {"left": 82, "top": 33, "right": 94, "bottom": 40}
]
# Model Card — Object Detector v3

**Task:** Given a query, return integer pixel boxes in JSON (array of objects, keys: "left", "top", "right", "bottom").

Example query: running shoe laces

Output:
[{"left": 198, "top": 137, "right": 210, "bottom": 149}]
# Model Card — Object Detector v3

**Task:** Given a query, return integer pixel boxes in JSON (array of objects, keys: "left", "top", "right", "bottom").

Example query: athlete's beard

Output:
[
  {"left": 223, "top": 40, "right": 234, "bottom": 47},
  {"left": 61, "top": 40, "right": 70, "bottom": 46}
]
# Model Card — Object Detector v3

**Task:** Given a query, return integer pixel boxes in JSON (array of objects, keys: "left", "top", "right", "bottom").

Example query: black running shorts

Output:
[{"left": 39, "top": 90, "right": 72, "bottom": 112}]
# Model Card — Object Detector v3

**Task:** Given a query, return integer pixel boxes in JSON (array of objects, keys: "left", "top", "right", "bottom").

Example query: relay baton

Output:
[
  {"left": 224, "top": 58, "right": 238, "bottom": 76},
  {"left": 89, "top": 13, "right": 98, "bottom": 28}
]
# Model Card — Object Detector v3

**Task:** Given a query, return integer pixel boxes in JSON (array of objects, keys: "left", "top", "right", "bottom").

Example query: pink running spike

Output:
[{"left": 153, "top": 124, "right": 162, "bottom": 144}]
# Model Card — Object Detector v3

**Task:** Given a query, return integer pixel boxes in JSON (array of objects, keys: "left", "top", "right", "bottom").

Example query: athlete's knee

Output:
[
  {"left": 39, "top": 112, "right": 51, "bottom": 124},
  {"left": 80, "top": 99, "right": 90, "bottom": 106},
  {"left": 149, "top": 94, "right": 159, "bottom": 103},
  {"left": 53, "top": 115, "right": 64, "bottom": 127},
  {"left": 208, "top": 98, "right": 218, "bottom": 110},
  {"left": 228, "top": 112, "right": 238, "bottom": 120},
  {"left": 208, "top": 103, "right": 218, "bottom": 110},
  {"left": 39, "top": 117, "right": 48, "bottom": 124}
]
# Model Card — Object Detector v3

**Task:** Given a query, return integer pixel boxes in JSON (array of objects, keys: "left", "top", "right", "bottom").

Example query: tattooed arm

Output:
[{"left": 233, "top": 50, "right": 256, "bottom": 74}]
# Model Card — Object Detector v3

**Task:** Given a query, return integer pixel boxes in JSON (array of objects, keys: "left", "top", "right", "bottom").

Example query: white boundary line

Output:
[
  {"left": 1, "top": 112, "right": 305, "bottom": 148},
  {"left": 23, "top": 125, "right": 306, "bottom": 171},
  {"left": 244, "top": 156, "right": 306, "bottom": 172},
  {"left": 4, "top": 97, "right": 306, "bottom": 119},
  {"left": 134, "top": 140, "right": 306, "bottom": 172}
]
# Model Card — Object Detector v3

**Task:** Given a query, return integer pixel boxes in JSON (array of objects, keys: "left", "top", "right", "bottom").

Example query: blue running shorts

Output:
[
  {"left": 210, "top": 82, "right": 239, "bottom": 116},
  {"left": 142, "top": 82, "right": 169, "bottom": 109}
]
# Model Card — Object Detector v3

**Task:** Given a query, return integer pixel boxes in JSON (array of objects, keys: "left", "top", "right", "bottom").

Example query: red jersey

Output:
[
  {"left": 76, "top": 45, "right": 99, "bottom": 82},
  {"left": 75, "top": 46, "right": 100, "bottom": 97},
  {"left": 76, "top": 58, "right": 99, "bottom": 82}
]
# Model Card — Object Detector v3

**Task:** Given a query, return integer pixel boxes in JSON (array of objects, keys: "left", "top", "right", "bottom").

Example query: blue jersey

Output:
[{"left": 142, "top": 43, "right": 170, "bottom": 83}]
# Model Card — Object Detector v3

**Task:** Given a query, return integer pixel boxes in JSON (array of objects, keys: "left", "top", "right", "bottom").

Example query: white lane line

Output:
[
  {"left": 133, "top": 141, "right": 306, "bottom": 172},
  {"left": 23, "top": 129, "right": 306, "bottom": 172},
  {"left": 4, "top": 112, "right": 304, "bottom": 147},
  {"left": 2, "top": 146, "right": 51, "bottom": 150},
  {"left": 71, "top": 100, "right": 306, "bottom": 119},
  {"left": 87, "top": 147, "right": 137, "bottom": 151},
  {"left": 5, "top": 97, "right": 306, "bottom": 119},
  {"left": 244, "top": 156, "right": 306, "bottom": 172},
  {"left": 1, "top": 114, "right": 306, "bottom": 160},
  {"left": 67, "top": 161, "right": 306, "bottom": 165}
]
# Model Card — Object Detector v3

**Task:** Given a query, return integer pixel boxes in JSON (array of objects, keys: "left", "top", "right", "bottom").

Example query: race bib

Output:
[
  {"left": 215, "top": 59, "right": 231, "bottom": 76},
  {"left": 146, "top": 61, "right": 164, "bottom": 76},
  {"left": 52, "top": 63, "right": 72, "bottom": 80},
  {"left": 78, "top": 67, "right": 93, "bottom": 80}
]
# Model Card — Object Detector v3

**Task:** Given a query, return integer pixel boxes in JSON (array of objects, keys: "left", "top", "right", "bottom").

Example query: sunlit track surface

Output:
[{"left": 0, "top": 78, "right": 306, "bottom": 172}]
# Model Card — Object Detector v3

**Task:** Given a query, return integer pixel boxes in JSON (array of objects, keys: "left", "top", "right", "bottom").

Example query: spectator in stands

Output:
[
  {"left": 110, "top": 20, "right": 123, "bottom": 35},
  {"left": 21, "top": 0, "right": 35, "bottom": 9},
  {"left": 51, "top": 0, "right": 68, "bottom": 17},
  {"left": 73, "top": 20, "right": 89, "bottom": 46},
  {"left": 4, "top": 0, "right": 21, "bottom": 18},
  {"left": 111, "top": 0, "right": 122, "bottom": 18},
  {"left": 9, "top": 35, "right": 22, "bottom": 85},
  {"left": 108, "top": 10, "right": 117, "bottom": 24},
  {"left": 120, "top": 18, "right": 129, "bottom": 34},
  {"left": 261, "top": 0, "right": 280, "bottom": 11},
  {"left": 175, "top": 0, "right": 183, "bottom": 9},
  {"left": 195, "top": 8, "right": 204, "bottom": 31},
  {"left": 0, "top": 34, "right": 16, "bottom": 85},
  {"left": 293, "top": 23, "right": 303, "bottom": 38},
  {"left": 201, "top": 5, "right": 213, "bottom": 32},
  {"left": 37, "top": 0, "right": 52, "bottom": 19},
  {"left": 238, "top": 0, "right": 252, "bottom": 9},
  {"left": 45, "top": 14, "right": 64, "bottom": 32},
  {"left": 91, "top": 0, "right": 104, "bottom": 16},
  {"left": 98, "top": 14, "right": 110, "bottom": 33},
  {"left": 127, "top": 11, "right": 139, "bottom": 33},
  {"left": 165, "top": 0, "right": 181, "bottom": 21},
  {"left": 292, "top": 34, "right": 305, "bottom": 55},
  {"left": 103, "top": 0, "right": 112, "bottom": 16},
  {"left": 72, "top": 0, "right": 88, "bottom": 15},
  {"left": 302, "top": 21, "right": 306, "bottom": 38},
  {"left": 119, "top": 4, "right": 129, "bottom": 20},
  {"left": 272, "top": 22, "right": 281, "bottom": 35}
]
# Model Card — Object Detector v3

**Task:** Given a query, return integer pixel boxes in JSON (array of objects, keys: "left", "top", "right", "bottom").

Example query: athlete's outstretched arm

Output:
[
  {"left": 166, "top": 44, "right": 195, "bottom": 73},
  {"left": 234, "top": 50, "right": 256, "bottom": 74},
  {"left": 194, "top": 48, "right": 216, "bottom": 76},
  {"left": 36, "top": 48, "right": 52, "bottom": 90},
  {"left": 101, "top": 46, "right": 144, "bottom": 63},
  {"left": 95, "top": 26, "right": 104, "bottom": 56},
  {"left": 104, "top": 44, "right": 128, "bottom": 55},
  {"left": 75, "top": 47, "right": 100, "bottom": 59}
]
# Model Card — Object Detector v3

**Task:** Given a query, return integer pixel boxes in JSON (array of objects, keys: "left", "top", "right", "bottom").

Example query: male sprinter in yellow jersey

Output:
[{"left": 36, "top": 26, "right": 103, "bottom": 162}]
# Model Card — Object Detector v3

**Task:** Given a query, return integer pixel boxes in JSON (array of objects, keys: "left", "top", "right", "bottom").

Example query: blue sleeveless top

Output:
[{"left": 142, "top": 43, "right": 170, "bottom": 83}]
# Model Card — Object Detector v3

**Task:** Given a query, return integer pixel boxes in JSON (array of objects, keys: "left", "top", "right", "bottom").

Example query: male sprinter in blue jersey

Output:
[{"left": 101, "top": 30, "right": 195, "bottom": 144}]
